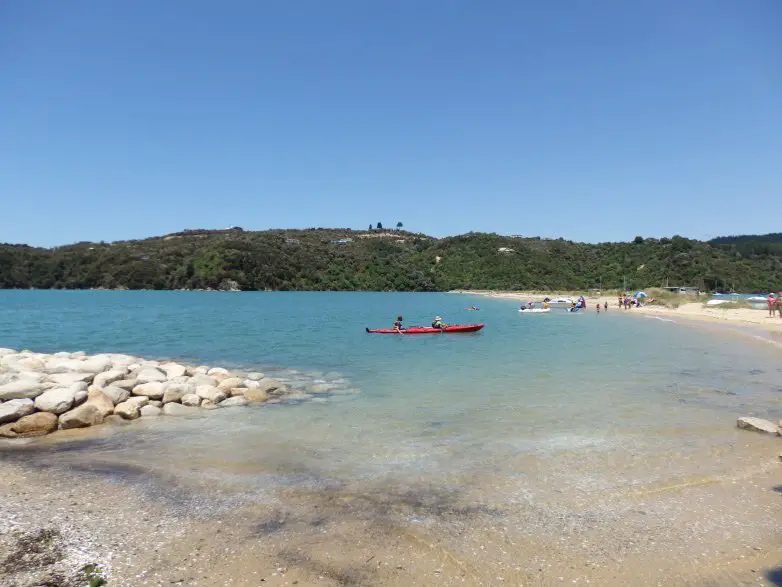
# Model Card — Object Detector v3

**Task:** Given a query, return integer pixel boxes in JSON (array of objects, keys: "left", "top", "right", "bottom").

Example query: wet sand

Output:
[{"left": 1, "top": 420, "right": 781, "bottom": 586}]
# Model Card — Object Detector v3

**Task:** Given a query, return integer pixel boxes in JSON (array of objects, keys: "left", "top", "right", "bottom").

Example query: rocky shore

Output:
[{"left": 0, "top": 348, "right": 302, "bottom": 439}]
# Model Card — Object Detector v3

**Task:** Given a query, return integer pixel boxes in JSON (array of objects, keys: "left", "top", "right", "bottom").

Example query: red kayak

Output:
[{"left": 366, "top": 324, "right": 485, "bottom": 334}]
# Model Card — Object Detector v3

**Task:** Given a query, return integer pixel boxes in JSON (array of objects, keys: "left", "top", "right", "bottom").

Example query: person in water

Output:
[
  {"left": 604, "top": 301, "right": 608, "bottom": 311},
  {"left": 432, "top": 316, "right": 447, "bottom": 328},
  {"left": 393, "top": 316, "right": 404, "bottom": 331}
]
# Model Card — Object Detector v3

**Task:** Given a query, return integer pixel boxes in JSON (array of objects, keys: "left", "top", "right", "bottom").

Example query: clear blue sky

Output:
[{"left": 2, "top": 0, "right": 780, "bottom": 247}]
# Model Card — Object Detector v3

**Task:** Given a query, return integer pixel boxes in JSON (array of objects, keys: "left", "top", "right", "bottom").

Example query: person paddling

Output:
[
  {"left": 432, "top": 315, "right": 447, "bottom": 329},
  {"left": 393, "top": 316, "right": 405, "bottom": 331}
]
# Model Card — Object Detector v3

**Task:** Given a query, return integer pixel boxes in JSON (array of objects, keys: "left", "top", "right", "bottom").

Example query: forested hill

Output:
[
  {"left": 2, "top": 229, "right": 782, "bottom": 292},
  {"left": 709, "top": 233, "right": 782, "bottom": 257}
]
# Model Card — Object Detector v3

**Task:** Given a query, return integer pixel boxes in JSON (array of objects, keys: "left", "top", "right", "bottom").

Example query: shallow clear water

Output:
[{"left": 1, "top": 290, "right": 781, "bottom": 506}]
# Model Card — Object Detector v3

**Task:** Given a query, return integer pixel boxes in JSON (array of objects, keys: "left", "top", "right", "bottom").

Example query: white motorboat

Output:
[
  {"left": 518, "top": 308, "right": 551, "bottom": 313},
  {"left": 546, "top": 297, "right": 575, "bottom": 308}
]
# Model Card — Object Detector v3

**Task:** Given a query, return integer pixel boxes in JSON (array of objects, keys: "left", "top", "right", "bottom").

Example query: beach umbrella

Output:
[{"left": 633, "top": 291, "right": 648, "bottom": 299}]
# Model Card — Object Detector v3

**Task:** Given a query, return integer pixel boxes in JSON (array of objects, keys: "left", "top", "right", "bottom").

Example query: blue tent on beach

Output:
[{"left": 633, "top": 291, "right": 648, "bottom": 299}]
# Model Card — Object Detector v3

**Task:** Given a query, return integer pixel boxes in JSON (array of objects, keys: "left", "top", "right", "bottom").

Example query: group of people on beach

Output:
[
  {"left": 618, "top": 295, "right": 641, "bottom": 309},
  {"left": 766, "top": 293, "right": 782, "bottom": 318}
]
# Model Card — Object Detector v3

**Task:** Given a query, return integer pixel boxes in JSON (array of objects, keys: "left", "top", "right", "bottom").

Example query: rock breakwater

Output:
[{"left": 0, "top": 348, "right": 353, "bottom": 439}]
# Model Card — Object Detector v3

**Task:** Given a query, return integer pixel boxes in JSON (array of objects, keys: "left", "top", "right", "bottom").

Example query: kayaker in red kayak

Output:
[
  {"left": 393, "top": 316, "right": 405, "bottom": 331},
  {"left": 432, "top": 316, "right": 448, "bottom": 329}
]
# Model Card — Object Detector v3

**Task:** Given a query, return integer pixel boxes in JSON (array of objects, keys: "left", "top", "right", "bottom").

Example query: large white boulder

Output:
[
  {"left": 195, "top": 385, "right": 226, "bottom": 404},
  {"left": 161, "top": 362, "right": 187, "bottom": 379},
  {"left": 114, "top": 396, "right": 149, "bottom": 420},
  {"left": 102, "top": 385, "right": 130, "bottom": 405},
  {"left": 737, "top": 417, "right": 780, "bottom": 435},
  {"left": 47, "top": 372, "right": 95, "bottom": 386},
  {"left": 140, "top": 405, "right": 162, "bottom": 417},
  {"left": 167, "top": 375, "right": 190, "bottom": 384},
  {"left": 0, "top": 348, "right": 17, "bottom": 357},
  {"left": 93, "top": 369, "right": 128, "bottom": 388},
  {"left": 132, "top": 382, "right": 166, "bottom": 399},
  {"left": 245, "top": 372, "right": 265, "bottom": 381},
  {"left": 219, "top": 396, "right": 248, "bottom": 408},
  {"left": 112, "top": 379, "right": 137, "bottom": 391},
  {"left": 255, "top": 378, "right": 284, "bottom": 394},
  {"left": 46, "top": 356, "right": 111, "bottom": 374},
  {"left": 2, "top": 355, "right": 46, "bottom": 372},
  {"left": 135, "top": 367, "right": 167, "bottom": 384},
  {"left": 83, "top": 388, "right": 115, "bottom": 418},
  {"left": 189, "top": 374, "right": 218, "bottom": 387},
  {"left": 34, "top": 387, "right": 80, "bottom": 415},
  {"left": 181, "top": 394, "right": 201, "bottom": 407},
  {"left": 69, "top": 382, "right": 89, "bottom": 393},
  {"left": 0, "top": 399, "right": 35, "bottom": 424},
  {"left": 0, "top": 372, "right": 45, "bottom": 385},
  {"left": 59, "top": 404, "right": 103, "bottom": 429},
  {"left": 163, "top": 402, "right": 200, "bottom": 416},
  {"left": 207, "top": 367, "right": 229, "bottom": 377},
  {"left": 73, "top": 388, "right": 88, "bottom": 405},
  {"left": 0, "top": 379, "right": 47, "bottom": 401},
  {"left": 0, "top": 411, "right": 58, "bottom": 438},
  {"left": 162, "top": 383, "right": 195, "bottom": 404},
  {"left": 217, "top": 377, "right": 245, "bottom": 392}
]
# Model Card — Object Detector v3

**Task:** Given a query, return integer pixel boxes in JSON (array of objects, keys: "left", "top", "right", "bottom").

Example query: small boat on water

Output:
[
  {"left": 547, "top": 297, "right": 575, "bottom": 308},
  {"left": 518, "top": 308, "right": 550, "bottom": 313},
  {"left": 366, "top": 324, "right": 485, "bottom": 334}
]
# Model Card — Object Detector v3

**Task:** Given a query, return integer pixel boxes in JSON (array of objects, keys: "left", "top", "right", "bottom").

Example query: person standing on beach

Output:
[
  {"left": 776, "top": 293, "right": 782, "bottom": 318},
  {"left": 604, "top": 301, "right": 608, "bottom": 311},
  {"left": 596, "top": 303, "right": 600, "bottom": 313},
  {"left": 768, "top": 294, "right": 776, "bottom": 317}
]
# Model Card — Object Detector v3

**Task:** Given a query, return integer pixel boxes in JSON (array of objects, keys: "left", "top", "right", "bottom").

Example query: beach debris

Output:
[{"left": 736, "top": 416, "right": 780, "bottom": 435}]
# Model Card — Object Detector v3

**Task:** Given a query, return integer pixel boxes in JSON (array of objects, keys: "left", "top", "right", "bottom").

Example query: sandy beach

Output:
[{"left": 459, "top": 289, "right": 782, "bottom": 336}]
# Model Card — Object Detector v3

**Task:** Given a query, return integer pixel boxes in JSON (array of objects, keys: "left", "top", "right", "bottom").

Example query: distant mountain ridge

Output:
[{"left": 1, "top": 229, "right": 781, "bottom": 292}]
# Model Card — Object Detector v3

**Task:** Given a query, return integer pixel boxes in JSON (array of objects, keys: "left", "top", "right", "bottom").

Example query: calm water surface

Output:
[{"left": 1, "top": 290, "right": 781, "bottom": 516}]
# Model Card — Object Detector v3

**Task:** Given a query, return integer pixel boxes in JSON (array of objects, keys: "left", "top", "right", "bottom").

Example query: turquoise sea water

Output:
[
  {"left": 3, "top": 289, "right": 781, "bottom": 471},
  {"left": 2, "top": 290, "right": 782, "bottom": 575}
]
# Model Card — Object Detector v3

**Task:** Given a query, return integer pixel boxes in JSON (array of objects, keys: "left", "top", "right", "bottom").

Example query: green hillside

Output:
[{"left": 2, "top": 229, "right": 781, "bottom": 292}]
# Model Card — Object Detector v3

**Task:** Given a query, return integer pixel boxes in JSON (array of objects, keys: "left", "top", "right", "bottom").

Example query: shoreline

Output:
[
  {"left": 455, "top": 289, "right": 782, "bottom": 335},
  {"left": 3, "top": 318, "right": 782, "bottom": 584}
]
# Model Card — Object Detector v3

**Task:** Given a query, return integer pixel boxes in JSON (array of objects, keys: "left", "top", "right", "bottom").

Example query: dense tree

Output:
[
  {"left": 376, "top": 222, "right": 383, "bottom": 230},
  {"left": 396, "top": 222, "right": 403, "bottom": 230},
  {"left": 1, "top": 230, "right": 781, "bottom": 292}
]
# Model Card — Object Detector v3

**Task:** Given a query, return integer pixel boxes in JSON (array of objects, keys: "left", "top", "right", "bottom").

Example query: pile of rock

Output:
[{"left": 0, "top": 348, "right": 288, "bottom": 439}]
